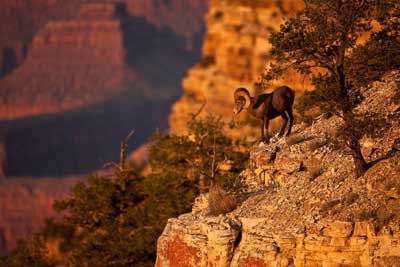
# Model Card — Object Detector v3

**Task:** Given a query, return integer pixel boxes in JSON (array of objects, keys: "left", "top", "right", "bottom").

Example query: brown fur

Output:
[{"left": 233, "top": 86, "right": 295, "bottom": 142}]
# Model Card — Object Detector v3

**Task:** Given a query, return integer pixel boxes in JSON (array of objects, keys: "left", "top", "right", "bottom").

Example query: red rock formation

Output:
[
  {"left": 0, "top": 3, "right": 126, "bottom": 119},
  {"left": 0, "top": 0, "right": 208, "bottom": 76}
]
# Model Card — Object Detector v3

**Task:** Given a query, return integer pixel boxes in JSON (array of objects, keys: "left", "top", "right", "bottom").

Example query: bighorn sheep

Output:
[{"left": 233, "top": 86, "right": 295, "bottom": 143}]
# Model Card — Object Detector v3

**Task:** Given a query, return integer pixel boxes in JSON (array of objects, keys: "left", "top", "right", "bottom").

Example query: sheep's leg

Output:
[
  {"left": 260, "top": 117, "right": 265, "bottom": 141},
  {"left": 286, "top": 107, "right": 294, "bottom": 136},
  {"left": 279, "top": 112, "right": 288, "bottom": 137},
  {"left": 264, "top": 117, "right": 270, "bottom": 143}
]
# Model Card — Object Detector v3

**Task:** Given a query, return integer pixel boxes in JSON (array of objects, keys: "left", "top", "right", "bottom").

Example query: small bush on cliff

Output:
[
  {"left": 265, "top": 0, "right": 400, "bottom": 177},
  {"left": 208, "top": 183, "right": 238, "bottom": 215},
  {"left": 50, "top": 115, "right": 247, "bottom": 267}
]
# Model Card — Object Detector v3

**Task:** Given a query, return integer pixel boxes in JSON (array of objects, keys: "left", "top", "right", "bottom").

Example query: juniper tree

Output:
[
  {"left": 265, "top": 0, "right": 399, "bottom": 177},
  {"left": 53, "top": 116, "right": 248, "bottom": 267}
]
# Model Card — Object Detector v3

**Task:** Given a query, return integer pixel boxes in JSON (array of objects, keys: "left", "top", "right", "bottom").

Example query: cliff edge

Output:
[{"left": 156, "top": 71, "right": 400, "bottom": 266}]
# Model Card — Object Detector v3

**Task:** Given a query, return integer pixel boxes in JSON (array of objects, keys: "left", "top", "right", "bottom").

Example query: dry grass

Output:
[{"left": 208, "top": 183, "right": 238, "bottom": 216}]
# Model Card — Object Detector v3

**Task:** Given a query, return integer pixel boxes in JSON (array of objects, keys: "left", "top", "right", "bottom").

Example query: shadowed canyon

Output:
[{"left": 0, "top": 0, "right": 208, "bottom": 253}]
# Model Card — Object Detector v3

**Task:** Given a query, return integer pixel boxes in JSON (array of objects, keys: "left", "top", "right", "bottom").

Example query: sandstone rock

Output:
[
  {"left": 322, "top": 221, "right": 354, "bottom": 238},
  {"left": 354, "top": 222, "right": 369, "bottom": 237},
  {"left": 274, "top": 149, "right": 304, "bottom": 174},
  {"left": 373, "top": 256, "right": 400, "bottom": 267},
  {"left": 156, "top": 214, "right": 240, "bottom": 267},
  {"left": 169, "top": 0, "right": 310, "bottom": 138},
  {"left": 192, "top": 194, "right": 210, "bottom": 214},
  {"left": 249, "top": 142, "right": 278, "bottom": 168}
]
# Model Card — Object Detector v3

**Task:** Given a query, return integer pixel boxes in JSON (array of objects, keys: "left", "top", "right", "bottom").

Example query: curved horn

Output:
[{"left": 234, "top": 88, "right": 251, "bottom": 109}]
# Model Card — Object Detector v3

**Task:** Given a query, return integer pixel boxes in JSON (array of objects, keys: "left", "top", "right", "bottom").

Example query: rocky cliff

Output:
[
  {"left": 156, "top": 71, "right": 400, "bottom": 266},
  {"left": 169, "top": 0, "right": 310, "bottom": 138}
]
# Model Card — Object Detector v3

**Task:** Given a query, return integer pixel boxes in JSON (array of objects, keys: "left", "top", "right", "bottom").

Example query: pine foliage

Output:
[
  {"left": 264, "top": 0, "right": 400, "bottom": 176},
  {"left": 46, "top": 115, "right": 248, "bottom": 267}
]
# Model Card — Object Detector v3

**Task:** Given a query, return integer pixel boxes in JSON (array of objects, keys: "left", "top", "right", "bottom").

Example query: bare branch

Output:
[
  {"left": 120, "top": 130, "right": 135, "bottom": 171},
  {"left": 210, "top": 129, "right": 217, "bottom": 181},
  {"left": 191, "top": 102, "right": 207, "bottom": 120}
]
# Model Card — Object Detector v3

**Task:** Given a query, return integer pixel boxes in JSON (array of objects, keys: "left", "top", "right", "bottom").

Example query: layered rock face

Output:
[
  {"left": 156, "top": 71, "right": 400, "bottom": 266},
  {"left": 0, "top": 3, "right": 125, "bottom": 119},
  {"left": 169, "top": 0, "right": 308, "bottom": 138},
  {"left": 0, "top": 0, "right": 208, "bottom": 176},
  {"left": 0, "top": 0, "right": 80, "bottom": 77},
  {"left": 0, "top": 0, "right": 208, "bottom": 77},
  {"left": 0, "top": 0, "right": 209, "bottom": 120},
  {"left": 157, "top": 215, "right": 400, "bottom": 266}
]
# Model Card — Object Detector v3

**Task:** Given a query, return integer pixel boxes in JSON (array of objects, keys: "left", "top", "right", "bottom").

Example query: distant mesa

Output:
[
  {"left": 0, "top": 0, "right": 209, "bottom": 120},
  {"left": 0, "top": 2, "right": 126, "bottom": 120}
]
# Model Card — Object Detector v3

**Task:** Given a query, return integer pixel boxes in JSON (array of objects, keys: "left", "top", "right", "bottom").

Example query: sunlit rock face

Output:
[
  {"left": 157, "top": 71, "right": 400, "bottom": 267},
  {"left": 169, "top": 0, "right": 312, "bottom": 139}
]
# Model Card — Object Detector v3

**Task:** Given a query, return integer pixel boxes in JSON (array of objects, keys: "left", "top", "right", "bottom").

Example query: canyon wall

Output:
[
  {"left": 0, "top": 0, "right": 80, "bottom": 77},
  {"left": 0, "top": 0, "right": 208, "bottom": 79},
  {"left": 0, "top": 3, "right": 126, "bottom": 119},
  {"left": 169, "top": 0, "right": 310, "bottom": 139},
  {"left": 157, "top": 71, "right": 400, "bottom": 266},
  {"left": 0, "top": 0, "right": 209, "bottom": 180}
]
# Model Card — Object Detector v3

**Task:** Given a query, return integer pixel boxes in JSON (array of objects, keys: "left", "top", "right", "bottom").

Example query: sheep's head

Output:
[{"left": 233, "top": 88, "right": 251, "bottom": 115}]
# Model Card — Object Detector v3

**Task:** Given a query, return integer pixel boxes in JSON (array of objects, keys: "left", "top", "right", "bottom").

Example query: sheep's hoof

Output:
[{"left": 259, "top": 137, "right": 270, "bottom": 144}]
